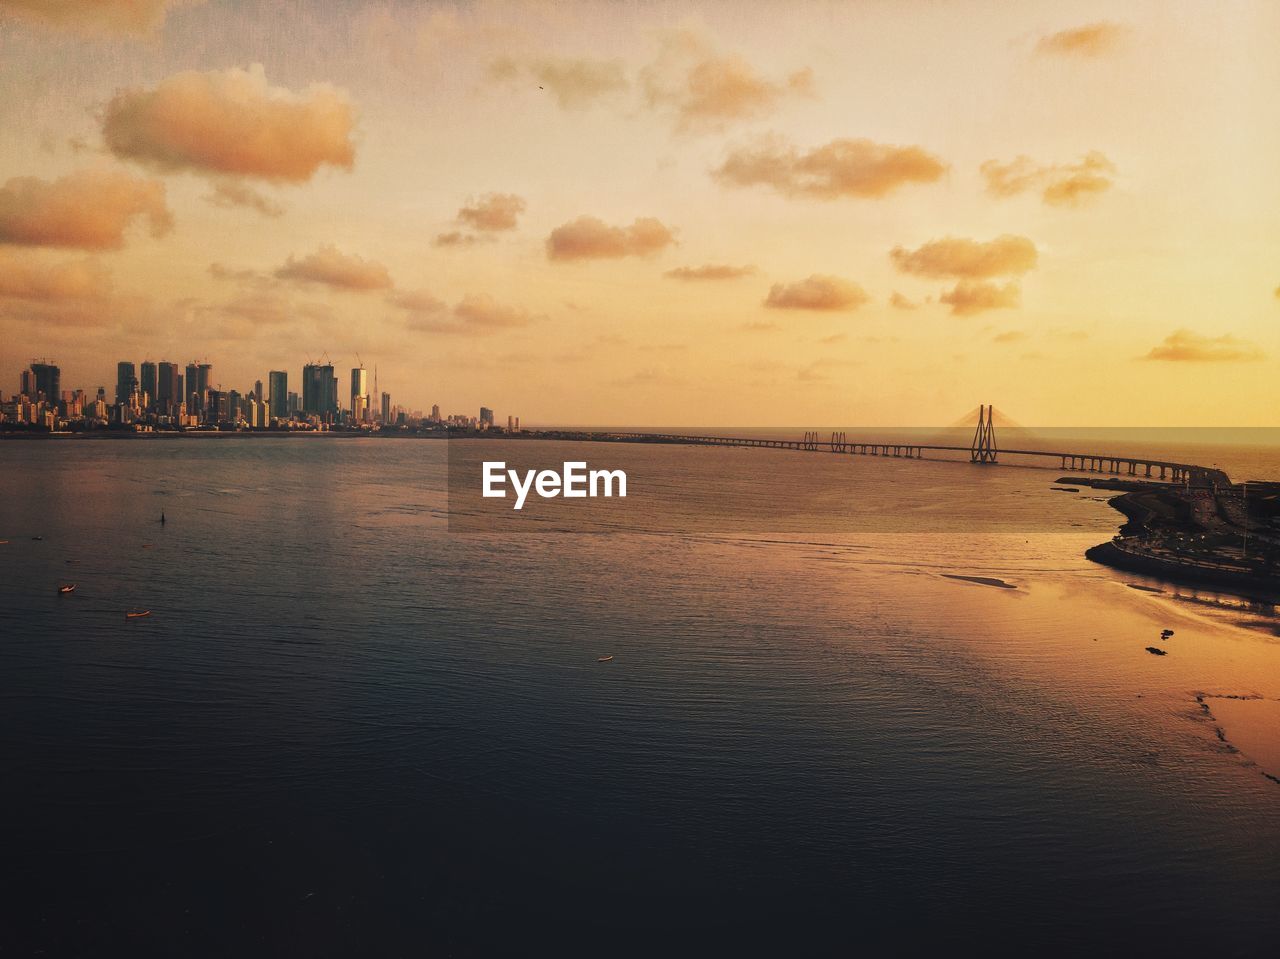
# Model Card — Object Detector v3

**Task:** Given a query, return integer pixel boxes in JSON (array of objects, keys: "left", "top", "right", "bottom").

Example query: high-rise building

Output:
[
  {"left": 253, "top": 380, "right": 264, "bottom": 406},
  {"left": 268, "top": 371, "right": 288, "bottom": 420},
  {"left": 302, "top": 364, "right": 338, "bottom": 417},
  {"left": 380, "top": 392, "right": 391, "bottom": 424},
  {"left": 350, "top": 367, "right": 368, "bottom": 421},
  {"left": 157, "top": 362, "right": 181, "bottom": 412},
  {"left": 29, "top": 361, "right": 59, "bottom": 402},
  {"left": 116, "top": 361, "right": 137, "bottom": 405},
  {"left": 480, "top": 406, "right": 494, "bottom": 428},
  {"left": 185, "top": 362, "right": 211, "bottom": 414},
  {"left": 20, "top": 368, "right": 35, "bottom": 398},
  {"left": 431, "top": 404, "right": 440, "bottom": 422},
  {"left": 140, "top": 361, "right": 157, "bottom": 408}
]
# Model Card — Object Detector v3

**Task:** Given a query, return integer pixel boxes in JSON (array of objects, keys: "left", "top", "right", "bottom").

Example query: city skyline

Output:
[
  {"left": 3, "top": 351, "right": 508, "bottom": 431},
  {"left": 1, "top": 1, "right": 1278, "bottom": 426}
]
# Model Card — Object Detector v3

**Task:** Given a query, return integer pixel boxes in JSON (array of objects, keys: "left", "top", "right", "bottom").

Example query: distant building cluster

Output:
[{"left": 3, "top": 357, "right": 520, "bottom": 436}]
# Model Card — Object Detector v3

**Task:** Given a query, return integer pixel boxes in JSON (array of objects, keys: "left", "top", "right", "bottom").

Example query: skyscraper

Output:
[
  {"left": 302, "top": 363, "right": 338, "bottom": 418},
  {"left": 157, "top": 362, "right": 181, "bottom": 412},
  {"left": 140, "top": 361, "right": 157, "bottom": 409},
  {"left": 268, "top": 370, "right": 288, "bottom": 420},
  {"left": 380, "top": 391, "right": 391, "bottom": 424},
  {"left": 350, "top": 367, "right": 368, "bottom": 421},
  {"left": 29, "top": 361, "right": 59, "bottom": 402},
  {"left": 116, "top": 361, "right": 137, "bottom": 405},
  {"left": 185, "top": 362, "right": 211, "bottom": 413},
  {"left": 480, "top": 406, "right": 494, "bottom": 428}
]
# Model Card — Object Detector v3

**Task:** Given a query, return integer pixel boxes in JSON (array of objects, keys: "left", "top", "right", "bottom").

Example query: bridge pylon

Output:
[{"left": 971, "top": 404, "right": 998, "bottom": 464}]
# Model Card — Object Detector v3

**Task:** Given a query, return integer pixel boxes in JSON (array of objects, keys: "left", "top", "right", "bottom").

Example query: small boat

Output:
[
  {"left": 58, "top": 584, "right": 77, "bottom": 594},
  {"left": 126, "top": 610, "right": 152, "bottom": 619},
  {"left": 1160, "top": 629, "right": 1174, "bottom": 639},
  {"left": 1145, "top": 646, "right": 1167, "bottom": 656},
  {"left": 597, "top": 654, "right": 614, "bottom": 663}
]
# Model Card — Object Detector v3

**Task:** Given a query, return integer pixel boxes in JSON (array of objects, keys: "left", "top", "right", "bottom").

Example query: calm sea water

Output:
[{"left": 2, "top": 436, "right": 1279, "bottom": 955}]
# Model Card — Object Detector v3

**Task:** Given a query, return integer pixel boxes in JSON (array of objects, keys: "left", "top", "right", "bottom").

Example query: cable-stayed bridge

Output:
[{"left": 554, "top": 405, "right": 1231, "bottom": 487}]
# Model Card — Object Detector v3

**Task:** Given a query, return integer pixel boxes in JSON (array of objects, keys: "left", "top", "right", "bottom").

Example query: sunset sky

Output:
[{"left": 1, "top": 0, "right": 1277, "bottom": 425}]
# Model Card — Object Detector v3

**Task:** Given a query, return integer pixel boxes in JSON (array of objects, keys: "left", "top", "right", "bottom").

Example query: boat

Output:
[
  {"left": 597, "top": 655, "right": 614, "bottom": 663},
  {"left": 126, "top": 610, "right": 152, "bottom": 619},
  {"left": 58, "top": 584, "right": 76, "bottom": 594},
  {"left": 1160, "top": 629, "right": 1174, "bottom": 639}
]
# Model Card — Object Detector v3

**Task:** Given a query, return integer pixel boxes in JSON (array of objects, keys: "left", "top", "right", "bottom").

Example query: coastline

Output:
[{"left": 1075, "top": 479, "right": 1280, "bottom": 604}]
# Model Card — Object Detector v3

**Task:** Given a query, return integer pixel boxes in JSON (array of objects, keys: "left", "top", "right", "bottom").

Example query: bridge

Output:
[{"left": 546, "top": 405, "right": 1232, "bottom": 487}]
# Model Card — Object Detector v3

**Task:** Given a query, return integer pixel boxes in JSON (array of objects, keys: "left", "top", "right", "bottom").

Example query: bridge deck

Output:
[{"left": 551, "top": 431, "right": 1231, "bottom": 486}]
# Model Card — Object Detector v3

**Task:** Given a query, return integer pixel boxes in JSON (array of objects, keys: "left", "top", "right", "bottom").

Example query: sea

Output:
[{"left": 1, "top": 433, "right": 1278, "bottom": 955}]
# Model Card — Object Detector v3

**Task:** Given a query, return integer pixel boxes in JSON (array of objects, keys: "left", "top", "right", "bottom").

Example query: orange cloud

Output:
[
  {"left": 993, "top": 330, "right": 1028, "bottom": 343},
  {"left": 457, "top": 193, "right": 525, "bottom": 231},
  {"left": 204, "top": 181, "right": 285, "bottom": 217},
  {"left": 434, "top": 231, "right": 482, "bottom": 247},
  {"left": 940, "top": 281, "right": 1021, "bottom": 316},
  {"left": 981, "top": 151, "right": 1115, "bottom": 206},
  {"left": 531, "top": 58, "right": 628, "bottom": 108},
  {"left": 1144, "top": 329, "right": 1264, "bottom": 362},
  {"left": 0, "top": 0, "right": 198, "bottom": 34},
  {"left": 102, "top": 64, "right": 356, "bottom": 183},
  {"left": 890, "top": 235, "right": 1037, "bottom": 279},
  {"left": 714, "top": 136, "right": 946, "bottom": 200},
  {"left": 391, "top": 289, "right": 537, "bottom": 334},
  {"left": 1036, "top": 22, "right": 1127, "bottom": 58},
  {"left": 274, "top": 244, "right": 392, "bottom": 291},
  {"left": 764, "top": 274, "right": 869, "bottom": 311},
  {"left": 454, "top": 293, "right": 535, "bottom": 329},
  {"left": 642, "top": 32, "right": 813, "bottom": 132},
  {"left": 547, "top": 215, "right": 675, "bottom": 261},
  {"left": 0, "top": 250, "right": 113, "bottom": 301},
  {"left": 0, "top": 249, "right": 146, "bottom": 328},
  {"left": 889, "top": 291, "right": 918, "bottom": 310},
  {"left": 665, "top": 263, "right": 756, "bottom": 281},
  {"left": 0, "top": 169, "right": 172, "bottom": 250}
]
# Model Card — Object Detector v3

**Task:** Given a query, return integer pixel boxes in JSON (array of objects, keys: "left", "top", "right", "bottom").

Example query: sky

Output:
[{"left": 0, "top": 0, "right": 1277, "bottom": 426}]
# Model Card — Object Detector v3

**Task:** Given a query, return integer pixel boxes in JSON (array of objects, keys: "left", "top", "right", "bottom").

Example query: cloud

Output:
[
  {"left": 454, "top": 293, "right": 534, "bottom": 329},
  {"left": 456, "top": 192, "right": 526, "bottom": 232},
  {"left": 940, "top": 280, "right": 1021, "bottom": 316},
  {"left": 530, "top": 58, "right": 628, "bottom": 108},
  {"left": 889, "top": 291, "right": 918, "bottom": 310},
  {"left": 1143, "top": 329, "right": 1264, "bottom": 362},
  {"left": 390, "top": 289, "right": 538, "bottom": 335},
  {"left": 981, "top": 151, "right": 1115, "bottom": 206},
  {"left": 641, "top": 32, "right": 813, "bottom": 132},
  {"left": 204, "top": 181, "right": 285, "bottom": 217},
  {"left": 740, "top": 321, "right": 780, "bottom": 332},
  {"left": 388, "top": 289, "right": 447, "bottom": 314},
  {"left": 434, "top": 231, "right": 482, "bottom": 247},
  {"left": 993, "top": 330, "right": 1028, "bottom": 343},
  {"left": 890, "top": 235, "right": 1038, "bottom": 279},
  {"left": 102, "top": 64, "right": 356, "bottom": 183},
  {"left": 0, "top": 0, "right": 198, "bottom": 34},
  {"left": 1273, "top": 285, "right": 1280, "bottom": 300},
  {"left": 0, "top": 249, "right": 144, "bottom": 328},
  {"left": 0, "top": 250, "right": 113, "bottom": 302},
  {"left": 0, "top": 169, "right": 172, "bottom": 250},
  {"left": 714, "top": 135, "right": 946, "bottom": 200},
  {"left": 764, "top": 274, "right": 869, "bottom": 311},
  {"left": 665, "top": 263, "right": 756, "bottom": 281},
  {"left": 546, "top": 215, "right": 675, "bottom": 261},
  {"left": 274, "top": 244, "right": 392, "bottom": 291},
  {"left": 1036, "top": 22, "right": 1127, "bottom": 58}
]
